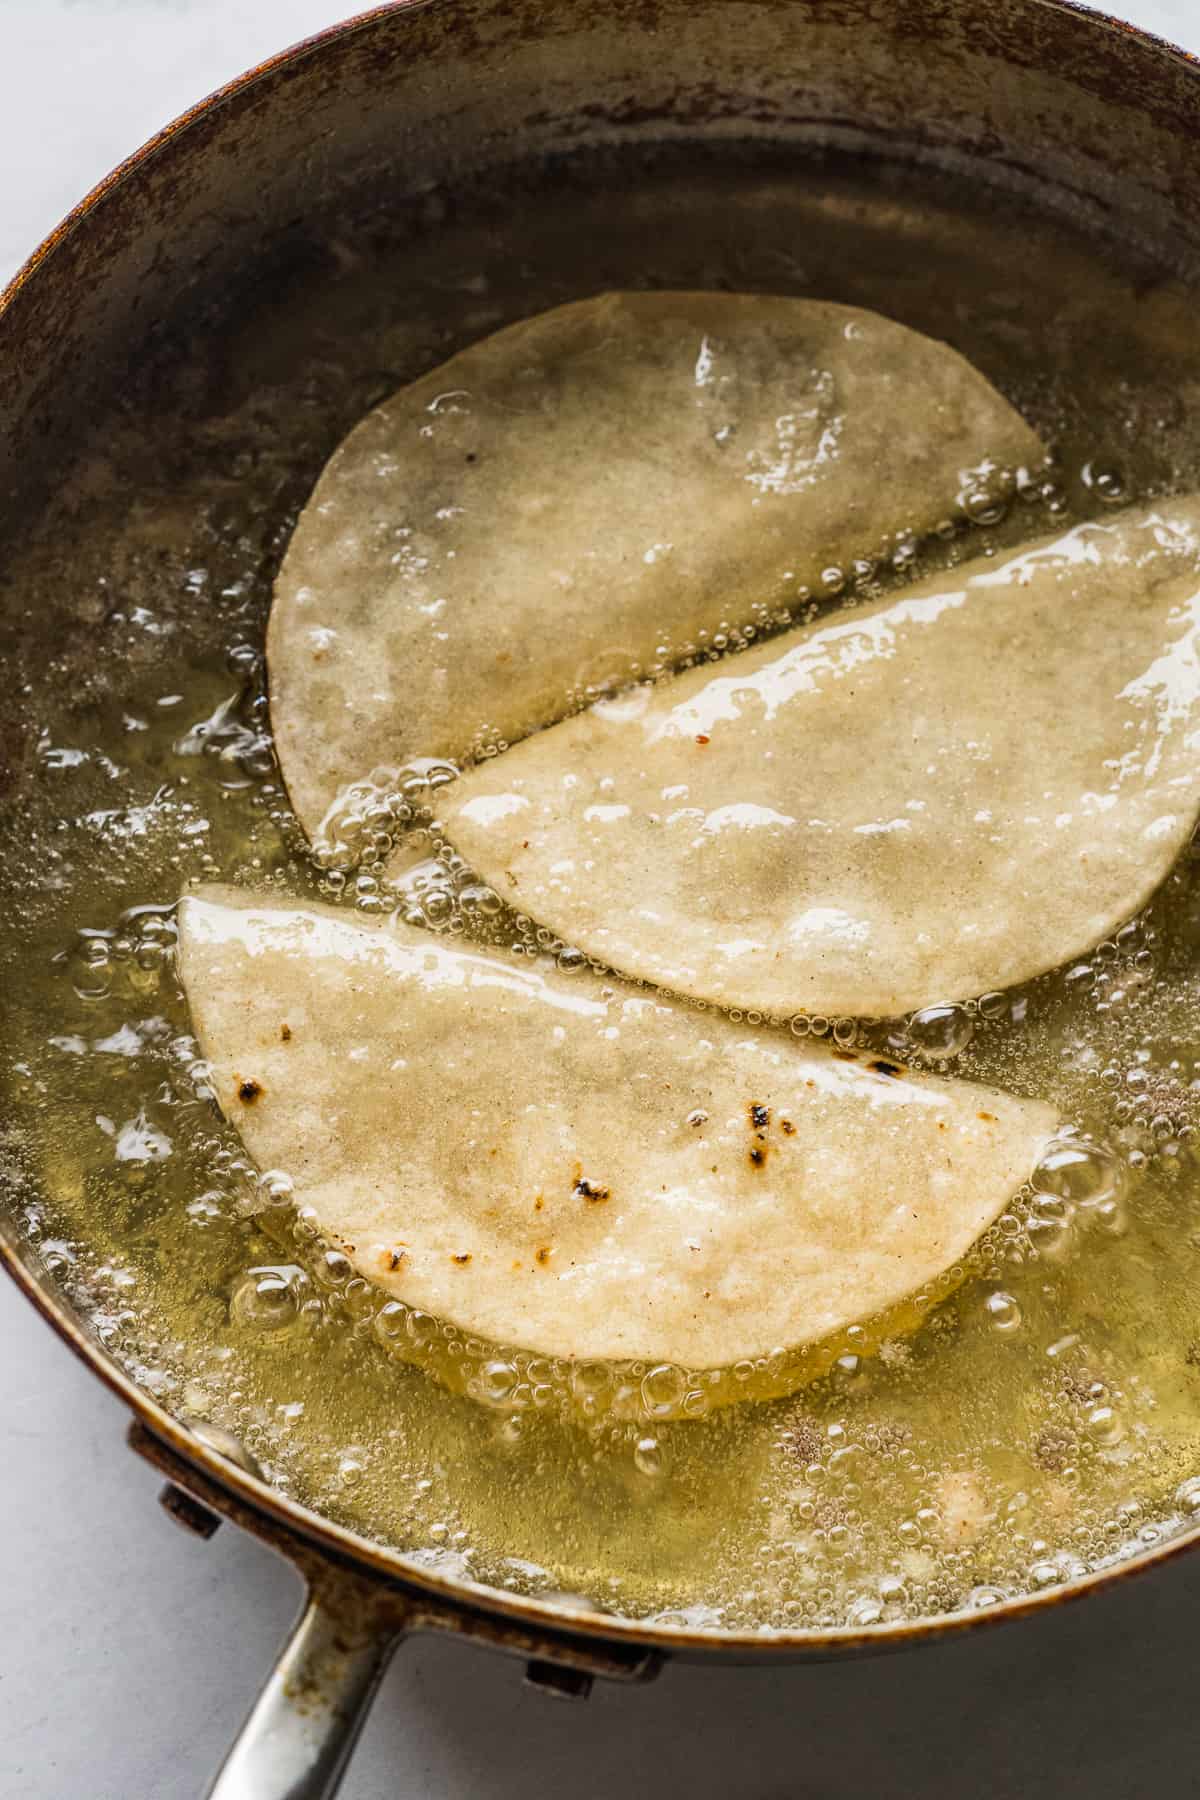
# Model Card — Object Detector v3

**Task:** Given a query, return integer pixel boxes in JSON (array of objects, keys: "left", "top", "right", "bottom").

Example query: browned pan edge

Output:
[{"left": 3, "top": 0, "right": 1200, "bottom": 1665}]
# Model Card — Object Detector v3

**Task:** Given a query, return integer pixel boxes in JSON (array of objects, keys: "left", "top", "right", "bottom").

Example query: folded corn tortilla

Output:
[
  {"left": 178, "top": 887, "right": 1055, "bottom": 1370},
  {"left": 268, "top": 290, "right": 1044, "bottom": 842},
  {"left": 441, "top": 501, "right": 1200, "bottom": 1018}
]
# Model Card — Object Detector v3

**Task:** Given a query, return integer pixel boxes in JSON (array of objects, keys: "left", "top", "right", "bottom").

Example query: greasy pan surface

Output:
[{"left": 3, "top": 0, "right": 1200, "bottom": 1659}]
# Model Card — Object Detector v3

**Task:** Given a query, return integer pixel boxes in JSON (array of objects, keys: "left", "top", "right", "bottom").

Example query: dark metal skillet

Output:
[{"left": 3, "top": 1, "right": 1200, "bottom": 1793}]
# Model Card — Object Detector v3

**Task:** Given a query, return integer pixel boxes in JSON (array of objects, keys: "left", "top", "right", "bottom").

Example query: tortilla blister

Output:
[
  {"left": 177, "top": 888, "right": 1055, "bottom": 1377},
  {"left": 440, "top": 500, "right": 1200, "bottom": 1020},
  {"left": 267, "top": 290, "right": 1045, "bottom": 842}
]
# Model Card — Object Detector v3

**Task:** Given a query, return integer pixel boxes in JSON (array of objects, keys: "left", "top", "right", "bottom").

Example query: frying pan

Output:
[{"left": 3, "top": 2, "right": 1200, "bottom": 1795}]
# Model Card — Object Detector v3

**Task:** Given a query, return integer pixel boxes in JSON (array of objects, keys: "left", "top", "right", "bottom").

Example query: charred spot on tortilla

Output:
[
  {"left": 574, "top": 1176, "right": 610, "bottom": 1202},
  {"left": 236, "top": 1077, "right": 262, "bottom": 1104}
]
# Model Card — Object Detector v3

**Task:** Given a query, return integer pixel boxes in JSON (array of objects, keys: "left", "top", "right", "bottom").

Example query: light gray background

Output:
[{"left": 2, "top": 3, "right": 1199, "bottom": 1795}]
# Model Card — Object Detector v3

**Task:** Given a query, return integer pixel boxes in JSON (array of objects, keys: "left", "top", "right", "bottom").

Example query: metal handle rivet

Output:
[
  {"left": 159, "top": 1481, "right": 222, "bottom": 1539},
  {"left": 523, "top": 1660, "right": 594, "bottom": 1701}
]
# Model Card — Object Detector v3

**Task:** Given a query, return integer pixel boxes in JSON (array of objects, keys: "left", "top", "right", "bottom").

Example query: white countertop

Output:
[{"left": 3, "top": 4, "right": 1200, "bottom": 1796}]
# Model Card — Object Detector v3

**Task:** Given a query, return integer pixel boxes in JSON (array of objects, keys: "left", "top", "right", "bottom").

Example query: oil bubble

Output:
[
  {"left": 908, "top": 1003, "right": 974, "bottom": 1060},
  {"left": 231, "top": 1263, "right": 305, "bottom": 1332},
  {"left": 1081, "top": 461, "right": 1127, "bottom": 506},
  {"left": 71, "top": 937, "right": 113, "bottom": 1001},
  {"left": 256, "top": 1168, "right": 295, "bottom": 1208},
  {"left": 374, "top": 1302, "right": 409, "bottom": 1349},
  {"left": 634, "top": 1435, "right": 666, "bottom": 1478},
  {"left": 1090, "top": 1196, "right": 1128, "bottom": 1238},
  {"left": 848, "top": 1596, "right": 884, "bottom": 1627},
  {"left": 571, "top": 1362, "right": 613, "bottom": 1417},
  {"left": 1174, "top": 1477, "right": 1200, "bottom": 1517},
  {"left": 314, "top": 1249, "right": 354, "bottom": 1289},
  {"left": 966, "top": 1586, "right": 1005, "bottom": 1609},
  {"left": 461, "top": 882, "right": 502, "bottom": 917},
  {"left": 406, "top": 1309, "right": 439, "bottom": 1347},
  {"left": 423, "top": 891, "right": 453, "bottom": 929},
  {"left": 477, "top": 1360, "right": 520, "bottom": 1407},
  {"left": 1026, "top": 1215, "right": 1072, "bottom": 1260},
  {"left": 641, "top": 1363, "right": 687, "bottom": 1417},
  {"left": 984, "top": 1291, "right": 1022, "bottom": 1333},
  {"left": 959, "top": 471, "right": 1012, "bottom": 526},
  {"left": 1032, "top": 1138, "right": 1122, "bottom": 1208},
  {"left": 1086, "top": 1405, "right": 1123, "bottom": 1445}
]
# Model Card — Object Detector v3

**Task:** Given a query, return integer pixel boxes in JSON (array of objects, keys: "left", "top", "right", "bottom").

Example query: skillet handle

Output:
[{"left": 205, "top": 1585, "right": 405, "bottom": 1800}]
